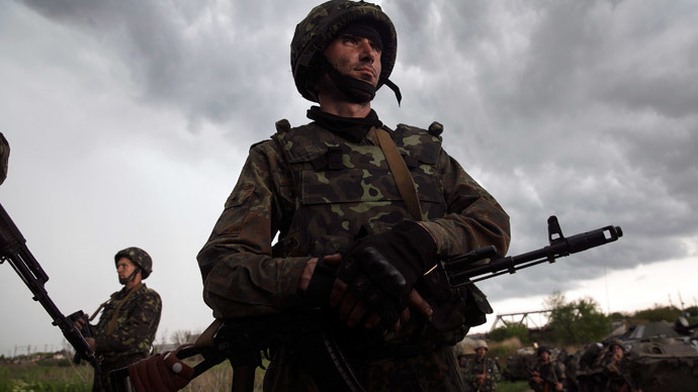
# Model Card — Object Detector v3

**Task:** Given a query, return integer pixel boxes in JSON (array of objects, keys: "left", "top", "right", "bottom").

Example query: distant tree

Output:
[
  {"left": 171, "top": 329, "right": 198, "bottom": 346},
  {"left": 545, "top": 291, "right": 610, "bottom": 345},
  {"left": 632, "top": 305, "right": 681, "bottom": 322},
  {"left": 489, "top": 323, "right": 530, "bottom": 344},
  {"left": 608, "top": 311, "right": 628, "bottom": 322}
]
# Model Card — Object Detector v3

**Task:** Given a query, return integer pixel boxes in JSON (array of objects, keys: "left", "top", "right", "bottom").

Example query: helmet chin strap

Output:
[
  {"left": 322, "top": 58, "right": 376, "bottom": 103},
  {"left": 321, "top": 57, "right": 401, "bottom": 105},
  {"left": 119, "top": 268, "right": 140, "bottom": 286}
]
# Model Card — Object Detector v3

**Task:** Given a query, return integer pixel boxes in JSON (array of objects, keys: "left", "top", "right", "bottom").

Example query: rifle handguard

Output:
[{"left": 441, "top": 215, "right": 623, "bottom": 287}]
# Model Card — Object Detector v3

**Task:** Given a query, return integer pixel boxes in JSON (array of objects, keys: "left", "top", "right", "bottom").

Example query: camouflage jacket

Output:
[
  {"left": 461, "top": 356, "right": 501, "bottom": 391},
  {"left": 529, "top": 360, "right": 566, "bottom": 392},
  {"left": 92, "top": 283, "right": 161, "bottom": 366},
  {"left": 199, "top": 120, "right": 510, "bottom": 315},
  {"left": 198, "top": 119, "right": 510, "bottom": 391},
  {"left": 602, "top": 356, "right": 636, "bottom": 392}
]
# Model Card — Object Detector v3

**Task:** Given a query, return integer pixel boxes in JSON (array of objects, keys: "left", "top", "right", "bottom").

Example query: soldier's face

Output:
[
  {"left": 476, "top": 347, "right": 487, "bottom": 359},
  {"left": 323, "top": 33, "right": 382, "bottom": 87},
  {"left": 612, "top": 345, "right": 624, "bottom": 358},
  {"left": 116, "top": 257, "right": 138, "bottom": 284}
]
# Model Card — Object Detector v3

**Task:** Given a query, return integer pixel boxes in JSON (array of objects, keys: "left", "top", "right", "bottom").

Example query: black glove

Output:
[
  {"left": 336, "top": 221, "right": 437, "bottom": 327},
  {"left": 303, "top": 256, "right": 338, "bottom": 308}
]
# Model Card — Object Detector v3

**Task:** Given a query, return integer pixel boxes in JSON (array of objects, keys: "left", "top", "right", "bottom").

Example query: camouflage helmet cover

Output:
[
  {"left": 608, "top": 339, "right": 624, "bottom": 351},
  {"left": 114, "top": 247, "right": 153, "bottom": 279},
  {"left": 291, "top": 0, "right": 398, "bottom": 102}
]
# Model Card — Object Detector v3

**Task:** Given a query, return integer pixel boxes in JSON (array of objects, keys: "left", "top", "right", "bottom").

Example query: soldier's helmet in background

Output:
[
  {"left": 115, "top": 247, "right": 153, "bottom": 280},
  {"left": 474, "top": 339, "right": 489, "bottom": 351},
  {"left": 290, "top": 0, "right": 398, "bottom": 102}
]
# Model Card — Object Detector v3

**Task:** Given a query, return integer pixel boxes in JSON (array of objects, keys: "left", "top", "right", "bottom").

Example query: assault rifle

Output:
[
  {"left": 0, "top": 203, "right": 100, "bottom": 375},
  {"left": 441, "top": 215, "right": 623, "bottom": 286},
  {"left": 111, "top": 215, "right": 623, "bottom": 392}
]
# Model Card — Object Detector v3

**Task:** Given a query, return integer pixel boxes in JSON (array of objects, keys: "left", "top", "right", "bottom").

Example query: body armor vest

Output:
[{"left": 271, "top": 121, "right": 447, "bottom": 258}]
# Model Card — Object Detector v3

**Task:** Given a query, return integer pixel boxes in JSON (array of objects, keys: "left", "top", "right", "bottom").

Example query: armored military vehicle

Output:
[{"left": 574, "top": 319, "right": 698, "bottom": 391}]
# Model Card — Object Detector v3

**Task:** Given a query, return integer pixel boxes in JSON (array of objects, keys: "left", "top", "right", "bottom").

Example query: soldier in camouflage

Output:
[
  {"left": 459, "top": 340, "right": 501, "bottom": 392},
  {"left": 599, "top": 340, "right": 641, "bottom": 392},
  {"left": 197, "top": 1, "right": 511, "bottom": 391},
  {"left": 529, "top": 346, "right": 566, "bottom": 392},
  {"left": 80, "top": 247, "right": 162, "bottom": 392}
]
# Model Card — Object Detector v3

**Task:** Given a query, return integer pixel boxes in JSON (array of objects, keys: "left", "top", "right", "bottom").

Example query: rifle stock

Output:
[
  {"left": 0, "top": 202, "right": 99, "bottom": 368},
  {"left": 442, "top": 215, "right": 623, "bottom": 286}
]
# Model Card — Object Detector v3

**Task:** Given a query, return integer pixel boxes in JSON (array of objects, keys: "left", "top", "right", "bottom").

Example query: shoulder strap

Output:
[
  {"left": 369, "top": 127, "right": 423, "bottom": 221},
  {"left": 106, "top": 283, "right": 142, "bottom": 336}
]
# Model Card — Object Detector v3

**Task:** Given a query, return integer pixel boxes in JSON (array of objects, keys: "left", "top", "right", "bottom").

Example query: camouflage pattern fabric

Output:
[
  {"left": 198, "top": 119, "right": 510, "bottom": 391},
  {"left": 114, "top": 247, "right": 153, "bottom": 279},
  {"left": 529, "top": 360, "right": 567, "bottom": 392},
  {"left": 291, "top": 0, "right": 397, "bottom": 102},
  {"left": 92, "top": 283, "right": 161, "bottom": 391},
  {"left": 602, "top": 355, "right": 636, "bottom": 392},
  {"left": 460, "top": 355, "right": 501, "bottom": 391}
]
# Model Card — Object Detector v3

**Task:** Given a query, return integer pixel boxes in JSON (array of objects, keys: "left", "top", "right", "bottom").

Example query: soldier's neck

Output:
[
  {"left": 318, "top": 98, "right": 372, "bottom": 119},
  {"left": 125, "top": 277, "right": 142, "bottom": 291}
]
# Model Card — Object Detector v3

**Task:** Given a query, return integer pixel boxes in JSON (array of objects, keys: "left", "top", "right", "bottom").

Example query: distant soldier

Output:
[
  {"left": 600, "top": 340, "right": 641, "bottom": 392},
  {"left": 77, "top": 247, "right": 162, "bottom": 392},
  {"left": 529, "top": 346, "right": 566, "bottom": 391},
  {"left": 460, "top": 339, "right": 501, "bottom": 391},
  {"left": 0, "top": 132, "right": 9, "bottom": 185}
]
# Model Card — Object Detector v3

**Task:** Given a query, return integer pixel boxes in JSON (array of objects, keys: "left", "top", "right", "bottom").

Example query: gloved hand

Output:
[
  {"left": 333, "top": 221, "right": 437, "bottom": 328},
  {"left": 127, "top": 346, "right": 195, "bottom": 392}
]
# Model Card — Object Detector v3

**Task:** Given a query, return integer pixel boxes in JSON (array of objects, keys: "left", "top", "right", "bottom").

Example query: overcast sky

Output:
[{"left": 1, "top": 0, "right": 696, "bottom": 356}]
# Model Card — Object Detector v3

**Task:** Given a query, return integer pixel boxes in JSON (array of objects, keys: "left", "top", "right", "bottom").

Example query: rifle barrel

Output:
[{"left": 443, "top": 216, "right": 623, "bottom": 286}]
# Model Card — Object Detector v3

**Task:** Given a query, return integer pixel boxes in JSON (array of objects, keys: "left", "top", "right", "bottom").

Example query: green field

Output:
[{"left": 0, "top": 361, "right": 529, "bottom": 392}]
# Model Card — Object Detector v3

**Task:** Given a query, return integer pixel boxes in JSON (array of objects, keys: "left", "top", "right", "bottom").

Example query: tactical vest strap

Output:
[
  {"left": 369, "top": 127, "right": 423, "bottom": 221},
  {"left": 106, "top": 283, "right": 142, "bottom": 336}
]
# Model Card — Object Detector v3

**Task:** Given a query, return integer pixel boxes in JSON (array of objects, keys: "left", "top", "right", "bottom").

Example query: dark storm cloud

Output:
[
  {"left": 3, "top": 0, "right": 696, "bottom": 349},
  {"left": 21, "top": 0, "right": 307, "bottom": 140},
  {"left": 375, "top": 0, "right": 698, "bottom": 300}
]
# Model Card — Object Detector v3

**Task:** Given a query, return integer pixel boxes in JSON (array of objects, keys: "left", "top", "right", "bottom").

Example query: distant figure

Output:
[
  {"left": 529, "top": 346, "right": 566, "bottom": 391},
  {"left": 459, "top": 339, "right": 501, "bottom": 391},
  {"left": 0, "top": 132, "right": 9, "bottom": 185},
  {"left": 78, "top": 247, "right": 162, "bottom": 392},
  {"left": 601, "top": 340, "right": 641, "bottom": 392}
]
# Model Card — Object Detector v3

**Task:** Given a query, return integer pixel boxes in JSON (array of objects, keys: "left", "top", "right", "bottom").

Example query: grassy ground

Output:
[
  {"left": 0, "top": 362, "right": 92, "bottom": 392},
  {"left": 1, "top": 361, "right": 528, "bottom": 392}
]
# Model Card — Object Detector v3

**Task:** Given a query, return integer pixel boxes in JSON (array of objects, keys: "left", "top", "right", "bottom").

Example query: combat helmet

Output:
[
  {"left": 537, "top": 346, "right": 551, "bottom": 356},
  {"left": 291, "top": 0, "right": 400, "bottom": 103},
  {"left": 474, "top": 339, "right": 489, "bottom": 351},
  {"left": 114, "top": 247, "right": 153, "bottom": 279}
]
